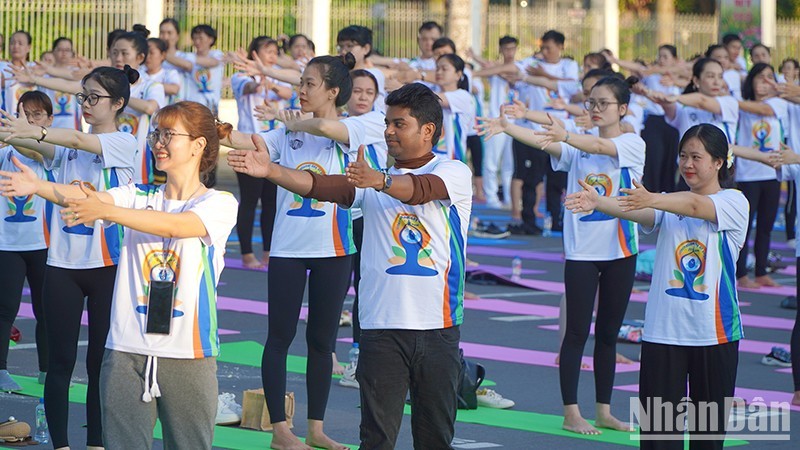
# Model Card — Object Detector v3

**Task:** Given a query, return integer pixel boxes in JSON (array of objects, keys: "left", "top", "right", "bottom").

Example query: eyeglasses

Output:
[
  {"left": 583, "top": 100, "right": 619, "bottom": 112},
  {"left": 146, "top": 128, "right": 194, "bottom": 148},
  {"left": 75, "top": 92, "right": 115, "bottom": 106},
  {"left": 23, "top": 110, "right": 48, "bottom": 121}
]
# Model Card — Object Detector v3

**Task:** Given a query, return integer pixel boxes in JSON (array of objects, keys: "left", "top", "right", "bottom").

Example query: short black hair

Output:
[
  {"left": 191, "top": 24, "right": 217, "bottom": 46},
  {"left": 705, "top": 44, "right": 726, "bottom": 58},
  {"left": 147, "top": 38, "right": 168, "bottom": 54},
  {"left": 385, "top": 83, "right": 443, "bottom": 145},
  {"left": 432, "top": 37, "right": 456, "bottom": 53},
  {"left": 722, "top": 33, "right": 742, "bottom": 45},
  {"left": 750, "top": 43, "right": 771, "bottom": 56},
  {"left": 52, "top": 37, "right": 73, "bottom": 51},
  {"left": 337, "top": 25, "right": 373, "bottom": 56},
  {"left": 742, "top": 63, "right": 775, "bottom": 101},
  {"left": 18, "top": 91, "right": 53, "bottom": 117},
  {"left": 350, "top": 69, "right": 379, "bottom": 92},
  {"left": 541, "top": 30, "right": 565, "bottom": 46},
  {"left": 160, "top": 18, "right": 180, "bottom": 34},
  {"left": 499, "top": 35, "right": 518, "bottom": 47},
  {"left": 658, "top": 44, "right": 677, "bottom": 58},
  {"left": 419, "top": 21, "right": 443, "bottom": 35}
]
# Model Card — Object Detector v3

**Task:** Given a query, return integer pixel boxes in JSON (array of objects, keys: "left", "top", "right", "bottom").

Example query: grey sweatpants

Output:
[{"left": 99, "top": 349, "right": 218, "bottom": 450}]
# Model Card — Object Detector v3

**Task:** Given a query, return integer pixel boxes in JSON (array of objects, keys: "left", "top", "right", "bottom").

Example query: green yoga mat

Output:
[{"left": 218, "top": 341, "right": 748, "bottom": 448}]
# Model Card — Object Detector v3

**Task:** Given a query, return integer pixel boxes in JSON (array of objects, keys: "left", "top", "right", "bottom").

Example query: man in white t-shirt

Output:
[{"left": 227, "top": 83, "right": 471, "bottom": 449}]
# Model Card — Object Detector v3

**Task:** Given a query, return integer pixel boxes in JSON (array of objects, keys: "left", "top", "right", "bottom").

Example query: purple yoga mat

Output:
[
  {"left": 738, "top": 284, "right": 796, "bottom": 296},
  {"left": 217, "top": 296, "right": 311, "bottom": 321},
  {"left": 466, "top": 264, "right": 545, "bottom": 276},
  {"left": 17, "top": 303, "right": 239, "bottom": 335},
  {"left": 336, "top": 337, "right": 639, "bottom": 373},
  {"left": 464, "top": 299, "right": 560, "bottom": 316},
  {"left": 467, "top": 246, "right": 565, "bottom": 262},
  {"left": 615, "top": 384, "right": 800, "bottom": 412},
  {"left": 778, "top": 265, "right": 796, "bottom": 276},
  {"left": 224, "top": 257, "right": 268, "bottom": 272},
  {"left": 741, "top": 313, "right": 795, "bottom": 331}
]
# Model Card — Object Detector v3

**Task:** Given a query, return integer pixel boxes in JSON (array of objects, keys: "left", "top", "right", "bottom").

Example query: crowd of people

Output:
[{"left": 0, "top": 16, "right": 799, "bottom": 450}]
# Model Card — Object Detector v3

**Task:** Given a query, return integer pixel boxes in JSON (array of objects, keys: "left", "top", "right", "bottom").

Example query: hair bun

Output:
[
  {"left": 216, "top": 120, "right": 233, "bottom": 140},
  {"left": 123, "top": 64, "right": 140, "bottom": 85},
  {"left": 341, "top": 52, "right": 357, "bottom": 70},
  {"left": 132, "top": 24, "right": 150, "bottom": 38},
  {"left": 625, "top": 76, "right": 640, "bottom": 88}
]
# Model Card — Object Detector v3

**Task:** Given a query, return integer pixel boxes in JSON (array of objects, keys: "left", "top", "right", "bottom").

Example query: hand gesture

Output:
[
  {"left": 504, "top": 99, "right": 527, "bottom": 120},
  {"left": 0, "top": 156, "right": 41, "bottom": 198},
  {"left": 500, "top": 72, "right": 522, "bottom": 84},
  {"left": 475, "top": 105, "right": 512, "bottom": 140},
  {"left": 275, "top": 109, "right": 308, "bottom": 132},
  {"left": 533, "top": 113, "right": 567, "bottom": 147},
  {"left": 525, "top": 64, "right": 545, "bottom": 77},
  {"left": 4, "top": 64, "right": 34, "bottom": 85},
  {"left": 60, "top": 183, "right": 104, "bottom": 226},
  {"left": 617, "top": 179, "right": 653, "bottom": 211},
  {"left": 573, "top": 111, "right": 593, "bottom": 130},
  {"left": 227, "top": 134, "right": 275, "bottom": 179},
  {"left": 345, "top": 145, "right": 383, "bottom": 189},
  {"left": 254, "top": 100, "right": 278, "bottom": 122},
  {"left": 0, "top": 108, "right": 39, "bottom": 140},
  {"left": 564, "top": 179, "right": 599, "bottom": 214},
  {"left": 775, "top": 143, "right": 800, "bottom": 166},
  {"left": 394, "top": 69, "right": 422, "bottom": 85}
]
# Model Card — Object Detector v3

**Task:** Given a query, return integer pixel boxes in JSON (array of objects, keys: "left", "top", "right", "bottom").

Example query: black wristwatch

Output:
[{"left": 380, "top": 172, "right": 393, "bottom": 192}]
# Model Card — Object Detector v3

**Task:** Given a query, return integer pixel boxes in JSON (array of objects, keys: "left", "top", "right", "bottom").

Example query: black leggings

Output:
[
  {"left": 786, "top": 181, "right": 796, "bottom": 241},
  {"left": 560, "top": 255, "right": 637, "bottom": 405},
  {"left": 793, "top": 257, "right": 800, "bottom": 391},
  {"left": 262, "top": 255, "right": 354, "bottom": 422},
  {"left": 641, "top": 115, "right": 680, "bottom": 193},
  {"left": 467, "top": 135, "right": 483, "bottom": 176},
  {"left": 351, "top": 217, "right": 364, "bottom": 343},
  {"left": 235, "top": 171, "right": 277, "bottom": 255},
  {"left": 0, "top": 249, "right": 48, "bottom": 371},
  {"left": 43, "top": 265, "right": 116, "bottom": 449},
  {"left": 736, "top": 180, "right": 780, "bottom": 278}
]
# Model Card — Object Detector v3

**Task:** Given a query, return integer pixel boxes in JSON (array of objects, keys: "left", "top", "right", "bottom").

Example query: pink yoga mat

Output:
[
  {"left": 464, "top": 299, "right": 560, "bottom": 316},
  {"left": 738, "top": 284, "right": 796, "bottom": 296},
  {"left": 778, "top": 265, "right": 796, "bottom": 276},
  {"left": 336, "top": 337, "right": 640, "bottom": 373},
  {"left": 17, "top": 302, "right": 239, "bottom": 335},
  {"left": 741, "top": 313, "right": 795, "bottom": 331},
  {"left": 217, "top": 296, "right": 311, "bottom": 321},
  {"left": 467, "top": 246, "right": 565, "bottom": 262},
  {"left": 615, "top": 384, "right": 800, "bottom": 412}
]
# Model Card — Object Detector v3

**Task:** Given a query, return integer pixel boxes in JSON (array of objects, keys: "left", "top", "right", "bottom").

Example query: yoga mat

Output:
[
  {"left": 740, "top": 313, "right": 795, "bottom": 331},
  {"left": 459, "top": 341, "right": 639, "bottom": 373},
  {"left": 778, "top": 265, "right": 796, "bottom": 276},
  {"left": 468, "top": 237, "right": 528, "bottom": 246},
  {"left": 615, "top": 384, "right": 800, "bottom": 413},
  {"left": 466, "top": 265, "right": 545, "bottom": 277},
  {"left": 738, "top": 284, "right": 796, "bottom": 297},
  {"left": 464, "top": 299, "right": 560, "bottom": 317},
  {"left": 217, "top": 296, "right": 311, "bottom": 322},
  {"left": 8, "top": 375, "right": 359, "bottom": 450},
  {"left": 467, "top": 246, "right": 565, "bottom": 262},
  {"left": 224, "top": 257, "right": 268, "bottom": 272}
]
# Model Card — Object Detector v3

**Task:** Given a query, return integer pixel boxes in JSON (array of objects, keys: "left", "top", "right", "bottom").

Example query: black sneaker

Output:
[
  {"left": 781, "top": 296, "right": 797, "bottom": 310},
  {"left": 470, "top": 222, "right": 510, "bottom": 239},
  {"left": 508, "top": 223, "right": 542, "bottom": 236}
]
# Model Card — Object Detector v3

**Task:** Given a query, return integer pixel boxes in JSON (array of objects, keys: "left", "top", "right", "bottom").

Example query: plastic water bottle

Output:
[
  {"left": 543, "top": 213, "right": 553, "bottom": 237},
  {"left": 511, "top": 256, "right": 522, "bottom": 281},
  {"left": 348, "top": 343, "right": 360, "bottom": 367},
  {"left": 35, "top": 398, "right": 48, "bottom": 444}
]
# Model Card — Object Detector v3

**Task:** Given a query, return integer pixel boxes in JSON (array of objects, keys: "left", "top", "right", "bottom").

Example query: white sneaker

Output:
[
  {"left": 338, "top": 364, "right": 359, "bottom": 389},
  {"left": 788, "top": 239, "right": 797, "bottom": 249},
  {"left": 476, "top": 388, "right": 515, "bottom": 409},
  {"left": 215, "top": 392, "right": 242, "bottom": 425}
]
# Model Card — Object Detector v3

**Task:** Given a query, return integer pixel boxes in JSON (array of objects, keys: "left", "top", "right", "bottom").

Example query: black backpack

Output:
[{"left": 456, "top": 349, "right": 485, "bottom": 409}]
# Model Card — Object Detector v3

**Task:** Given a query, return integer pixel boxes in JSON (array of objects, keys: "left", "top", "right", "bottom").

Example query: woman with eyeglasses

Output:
[
  {"left": 477, "top": 75, "right": 644, "bottom": 435},
  {"left": 10, "top": 28, "right": 166, "bottom": 184},
  {"left": 0, "top": 65, "right": 137, "bottom": 450}
]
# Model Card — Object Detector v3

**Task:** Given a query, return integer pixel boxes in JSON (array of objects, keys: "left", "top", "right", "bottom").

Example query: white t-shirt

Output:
[
  {"left": 433, "top": 89, "right": 474, "bottom": 163},
  {"left": 117, "top": 75, "right": 166, "bottom": 184},
  {"left": 723, "top": 69, "right": 743, "bottom": 100},
  {"left": 786, "top": 102, "right": 800, "bottom": 155},
  {"left": 260, "top": 126, "right": 362, "bottom": 257},
  {"left": 552, "top": 132, "right": 645, "bottom": 260},
  {"left": 517, "top": 57, "right": 579, "bottom": 125},
  {"left": 0, "top": 147, "right": 54, "bottom": 251},
  {"left": 351, "top": 156, "right": 472, "bottom": 330},
  {"left": 365, "top": 67, "right": 387, "bottom": 113},
  {"left": 147, "top": 67, "right": 182, "bottom": 105},
  {"left": 467, "top": 76, "right": 485, "bottom": 138},
  {"left": 43, "top": 132, "right": 136, "bottom": 268},
  {"left": 641, "top": 189, "right": 748, "bottom": 346},
  {"left": 180, "top": 50, "right": 224, "bottom": 114},
  {"left": 342, "top": 111, "right": 389, "bottom": 221},
  {"left": 624, "top": 94, "right": 646, "bottom": 136},
  {"left": 0, "top": 62, "right": 37, "bottom": 117},
  {"left": 408, "top": 56, "right": 437, "bottom": 91},
  {"left": 641, "top": 74, "right": 681, "bottom": 116},
  {"left": 105, "top": 184, "right": 237, "bottom": 359},
  {"left": 44, "top": 84, "right": 82, "bottom": 130},
  {"left": 667, "top": 95, "right": 739, "bottom": 143},
  {"left": 488, "top": 74, "right": 515, "bottom": 118},
  {"left": 735, "top": 97, "right": 788, "bottom": 182},
  {"left": 231, "top": 73, "right": 288, "bottom": 134}
]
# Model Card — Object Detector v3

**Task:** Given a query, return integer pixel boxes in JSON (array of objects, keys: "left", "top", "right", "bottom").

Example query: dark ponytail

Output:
[
  {"left": 113, "top": 31, "right": 150, "bottom": 65},
  {"left": 82, "top": 66, "right": 136, "bottom": 116},
  {"left": 591, "top": 75, "right": 637, "bottom": 118},
  {"left": 683, "top": 58, "right": 723, "bottom": 94},
  {"left": 438, "top": 54, "right": 469, "bottom": 91},
  {"left": 306, "top": 53, "right": 356, "bottom": 107}
]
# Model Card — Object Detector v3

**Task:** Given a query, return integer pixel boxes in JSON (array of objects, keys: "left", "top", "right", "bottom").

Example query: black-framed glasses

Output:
[
  {"left": 146, "top": 128, "right": 194, "bottom": 149},
  {"left": 75, "top": 92, "right": 114, "bottom": 106},
  {"left": 583, "top": 99, "right": 619, "bottom": 112}
]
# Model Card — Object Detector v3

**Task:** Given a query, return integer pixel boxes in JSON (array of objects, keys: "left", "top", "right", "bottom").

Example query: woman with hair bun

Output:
[
  {"left": 0, "top": 65, "right": 137, "bottom": 450},
  {"left": 565, "top": 124, "right": 748, "bottom": 449},
  {"left": 478, "top": 75, "right": 644, "bottom": 435},
  {"left": 222, "top": 53, "right": 360, "bottom": 450}
]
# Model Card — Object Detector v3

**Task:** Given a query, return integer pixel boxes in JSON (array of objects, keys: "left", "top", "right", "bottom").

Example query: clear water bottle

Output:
[
  {"left": 511, "top": 256, "right": 522, "bottom": 281},
  {"left": 348, "top": 343, "right": 360, "bottom": 367},
  {"left": 543, "top": 213, "right": 553, "bottom": 237},
  {"left": 35, "top": 398, "right": 48, "bottom": 444}
]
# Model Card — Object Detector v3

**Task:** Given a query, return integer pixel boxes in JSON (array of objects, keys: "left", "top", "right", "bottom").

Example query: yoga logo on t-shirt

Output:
[
  {"left": 54, "top": 92, "right": 73, "bottom": 116},
  {"left": 117, "top": 113, "right": 140, "bottom": 136},
  {"left": 579, "top": 173, "right": 614, "bottom": 222},
  {"left": 195, "top": 68, "right": 212, "bottom": 93},
  {"left": 136, "top": 249, "right": 185, "bottom": 318},
  {"left": 5, "top": 193, "right": 36, "bottom": 223},
  {"left": 385, "top": 213, "right": 438, "bottom": 277},
  {"left": 287, "top": 162, "right": 326, "bottom": 217},
  {"left": 752, "top": 121, "right": 774, "bottom": 152},
  {"left": 666, "top": 239, "right": 709, "bottom": 300},
  {"left": 62, "top": 180, "right": 96, "bottom": 235}
]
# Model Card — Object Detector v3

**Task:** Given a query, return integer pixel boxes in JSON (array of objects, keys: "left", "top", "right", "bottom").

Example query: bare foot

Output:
[
  {"left": 738, "top": 276, "right": 760, "bottom": 289},
  {"left": 755, "top": 274, "right": 780, "bottom": 287},
  {"left": 464, "top": 291, "right": 480, "bottom": 300},
  {"left": 242, "top": 253, "right": 264, "bottom": 269},
  {"left": 466, "top": 258, "right": 480, "bottom": 267},
  {"left": 306, "top": 431, "right": 347, "bottom": 450},
  {"left": 271, "top": 423, "right": 311, "bottom": 450},
  {"left": 262, "top": 251, "right": 270, "bottom": 266},
  {"left": 595, "top": 414, "right": 634, "bottom": 432},
  {"left": 616, "top": 353, "right": 634, "bottom": 364},
  {"left": 331, "top": 353, "right": 345, "bottom": 376},
  {"left": 563, "top": 414, "right": 601, "bottom": 435},
  {"left": 792, "top": 391, "right": 800, "bottom": 407},
  {"left": 553, "top": 355, "right": 590, "bottom": 369}
]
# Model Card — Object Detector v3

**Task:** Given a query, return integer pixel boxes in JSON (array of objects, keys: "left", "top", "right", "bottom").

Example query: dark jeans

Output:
[{"left": 357, "top": 327, "right": 461, "bottom": 450}]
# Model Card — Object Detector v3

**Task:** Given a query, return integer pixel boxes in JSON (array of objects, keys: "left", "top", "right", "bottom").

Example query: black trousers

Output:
[
  {"left": 512, "top": 138, "right": 548, "bottom": 227},
  {"left": 785, "top": 181, "right": 796, "bottom": 241},
  {"left": 639, "top": 340, "right": 739, "bottom": 450},
  {"left": 0, "top": 249, "right": 48, "bottom": 371},
  {"left": 642, "top": 115, "right": 680, "bottom": 193},
  {"left": 235, "top": 172, "right": 277, "bottom": 254},
  {"left": 736, "top": 180, "right": 780, "bottom": 278},
  {"left": 357, "top": 327, "right": 460, "bottom": 450}
]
